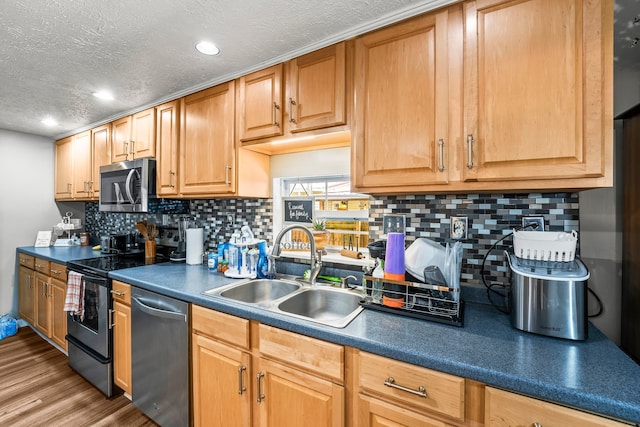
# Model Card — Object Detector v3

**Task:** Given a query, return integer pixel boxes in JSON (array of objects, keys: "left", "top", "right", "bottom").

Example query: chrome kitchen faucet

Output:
[{"left": 270, "top": 224, "right": 323, "bottom": 285}]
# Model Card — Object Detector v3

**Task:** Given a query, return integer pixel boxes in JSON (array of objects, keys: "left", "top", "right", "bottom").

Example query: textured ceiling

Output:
[{"left": 0, "top": 0, "right": 637, "bottom": 140}]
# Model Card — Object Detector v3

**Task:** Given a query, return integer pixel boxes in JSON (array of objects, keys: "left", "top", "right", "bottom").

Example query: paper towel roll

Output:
[{"left": 186, "top": 228, "right": 204, "bottom": 265}]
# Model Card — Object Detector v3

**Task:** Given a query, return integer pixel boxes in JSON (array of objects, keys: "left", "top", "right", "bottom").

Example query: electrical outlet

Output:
[
  {"left": 450, "top": 216, "right": 468, "bottom": 240},
  {"left": 226, "top": 213, "right": 235, "bottom": 227},
  {"left": 522, "top": 216, "right": 544, "bottom": 231}
]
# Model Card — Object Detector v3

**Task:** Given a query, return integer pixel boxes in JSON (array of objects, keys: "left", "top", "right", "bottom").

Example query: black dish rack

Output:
[{"left": 360, "top": 275, "right": 464, "bottom": 327}]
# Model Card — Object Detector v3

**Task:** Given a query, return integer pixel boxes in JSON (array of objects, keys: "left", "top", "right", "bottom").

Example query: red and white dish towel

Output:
[{"left": 64, "top": 271, "right": 85, "bottom": 320}]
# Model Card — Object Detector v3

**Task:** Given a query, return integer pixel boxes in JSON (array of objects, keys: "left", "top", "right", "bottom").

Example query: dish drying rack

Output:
[{"left": 360, "top": 276, "right": 464, "bottom": 327}]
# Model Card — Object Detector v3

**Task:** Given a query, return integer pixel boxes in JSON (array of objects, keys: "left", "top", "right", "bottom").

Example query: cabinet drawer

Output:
[
  {"left": 358, "top": 351, "right": 465, "bottom": 422},
  {"left": 258, "top": 324, "right": 344, "bottom": 383},
  {"left": 49, "top": 262, "right": 67, "bottom": 282},
  {"left": 192, "top": 305, "right": 250, "bottom": 350},
  {"left": 111, "top": 280, "right": 131, "bottom": 305},
  {"left": 34, "top": 258, "right": 50, "bottom": 275},
  {"left": 18, "top": 254, "right": 35, "bottom": 269},
  {"left": 485, "top": 387, "right": 629, "bottom": 427}
]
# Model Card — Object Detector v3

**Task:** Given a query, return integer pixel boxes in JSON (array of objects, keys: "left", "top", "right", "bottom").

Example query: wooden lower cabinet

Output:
[
  {"left": 18, "top": 265, "right": 35, "bottom": 325},
  {"left": 358, "top": 394, "right": 455, "bottom": 427},
  {"left": 29, "top": 260, "right": 68, "bottom": 352},
  {"left": 50, "top": 277, "right": 68, "bottom": 351},
  {"left": 111, "top": 280, "right": 132, "bottom": 396},
  {"left": 34, "top": 272, "right": 52, "bottom": 337},
  {"left": 256, "top": 357, "right": 344, "bottom": 427},
  {"left": 485, "top": 387, "right": 629, "bottom": 427},
  {"left": 192, "top": 333, "right": 251, "bottom": 427},
  {"left": 191, "top": 306, "right": 344, "bottom": 426}
]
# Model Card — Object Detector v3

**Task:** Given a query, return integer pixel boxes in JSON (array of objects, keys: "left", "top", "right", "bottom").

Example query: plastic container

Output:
[
  {"left": 513, "top": 230, "right": 577, "bottom": 262},
  {"left": 371, "top": 259, "right": 384, "bottom": 304}
]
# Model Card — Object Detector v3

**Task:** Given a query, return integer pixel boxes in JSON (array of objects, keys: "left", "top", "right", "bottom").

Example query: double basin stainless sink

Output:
[{"left": 204, "top": 278, "right": 364, "bottom": 328}]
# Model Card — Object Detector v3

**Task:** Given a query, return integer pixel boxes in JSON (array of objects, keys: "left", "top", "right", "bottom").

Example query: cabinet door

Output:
[
  {"left": 50, "top": 277, "right": 68, "bottom": 351},
  {"left": 353, "top": 10, "right": 450, "bottom": 189},
  {"left": 287, "top": 42, "right": 346, "bottom": 133},
  {"left": 238, "top": 64, "right": 283, "bottom": 141},
  {"left": 192, "top": 333, "right": 251, "bottom": 427},
  {"left": 180, "top": 82, "right": 236, "bottom": 195},
  {"left": 91, "top": 124, "right": 111, "bottom": 199},
  {"left": 113, "top": 300, "right": 131, "bottom": 395},
  {"left": 54, "top": 136, "right": 74, "bottom": 200},
  {"left": 358, "top": 394, "right": 454, "bottom": 427},
  {"left": 485, "top": 387, "right": 628, "bottom": 427},
  {"left": 111, "top": 115, "right": 132, "bottom": 163},
  {"left": 463, "top": 0, "right": 611, "bottom": 182},
  {"left": 131, "top": 107, "right": 156, "bottom": 159},
  {"left": 18, "top": 266, "right": 35, "bottom": 325},
  {"left": 72, "top": 130, "right": 92, "bottom": 199},
  {"left": 156, "top": 100, "right": 180, "bottom": 196},
  {"left": 257, "top": 358, "right": 344, "bottom": 427},
  {"left": 34, "top": 273, "right": 51, "bottom": 337}
]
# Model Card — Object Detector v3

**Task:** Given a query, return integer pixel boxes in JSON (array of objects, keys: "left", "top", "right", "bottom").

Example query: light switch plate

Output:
[{"left": 450, "top": 216, "right": 468, "bottom": 240}]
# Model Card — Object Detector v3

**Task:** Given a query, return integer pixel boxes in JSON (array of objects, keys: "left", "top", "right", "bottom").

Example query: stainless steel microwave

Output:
[{"left": 99, "top": 158, "right": 156, "bottom": 212}]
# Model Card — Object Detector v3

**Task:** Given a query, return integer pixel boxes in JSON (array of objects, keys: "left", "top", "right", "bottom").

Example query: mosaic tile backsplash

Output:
[{"left": 84, "top": 192, "right": 579, "bottom": 291}]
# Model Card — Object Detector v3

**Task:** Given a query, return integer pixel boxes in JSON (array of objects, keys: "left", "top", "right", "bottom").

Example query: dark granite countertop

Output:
[{"left": 16, "top": 247, "right": 640, "bottom": 423}]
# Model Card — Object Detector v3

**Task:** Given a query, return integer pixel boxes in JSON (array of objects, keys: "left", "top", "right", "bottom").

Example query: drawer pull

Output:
[
  {"left": 532, "top": 423, "right": 542, "bottom": 427},
  {"left": 383, "top": 377, "right": 427, "bottom": 398},
  {"left": 51, "top": 269, "right": 61, "bottom": 274},
  {"left": 111, "top": 289, "right": 125, "bottom": 297}
]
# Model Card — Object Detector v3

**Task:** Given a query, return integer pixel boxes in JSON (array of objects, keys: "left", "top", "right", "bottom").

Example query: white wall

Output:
[{"left": 0, "top": 129, "right": 62, "bottom": 316}]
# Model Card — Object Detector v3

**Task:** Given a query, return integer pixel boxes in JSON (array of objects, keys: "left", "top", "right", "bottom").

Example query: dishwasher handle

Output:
[{"left": 132, "top": 296, "right": 187, "bottom": 322}]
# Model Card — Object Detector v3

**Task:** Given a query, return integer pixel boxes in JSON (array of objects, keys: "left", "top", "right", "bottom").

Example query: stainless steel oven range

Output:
[{"left": 65, "top": 255, "right": 148, "bottom": 397}]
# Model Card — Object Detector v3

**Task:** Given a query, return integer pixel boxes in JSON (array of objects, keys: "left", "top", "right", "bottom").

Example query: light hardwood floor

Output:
[{"left": 0, "top": 327, "right": 157, "bottom": 427}]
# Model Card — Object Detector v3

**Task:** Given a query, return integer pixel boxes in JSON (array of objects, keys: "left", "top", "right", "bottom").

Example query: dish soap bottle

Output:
[
  {"left": 256, "top": 241, "right": 269, "bottom": 279},
  {"left": 372, "top": 258, "right": 384, "bottom": 304}
]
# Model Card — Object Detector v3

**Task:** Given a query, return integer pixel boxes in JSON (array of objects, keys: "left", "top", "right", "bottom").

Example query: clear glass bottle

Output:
[{"left": 372, "top": 258, "right": 384, "bottom": 304}]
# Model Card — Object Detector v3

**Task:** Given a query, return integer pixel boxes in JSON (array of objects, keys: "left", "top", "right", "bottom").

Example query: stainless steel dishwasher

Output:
[{"left": 131, "top": 287, "right": 189, "bottom": 427}]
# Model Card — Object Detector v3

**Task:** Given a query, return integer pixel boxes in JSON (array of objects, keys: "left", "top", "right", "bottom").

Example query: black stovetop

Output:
[{"left": 67, "top": 253, "right": 151, "bottom": 277}]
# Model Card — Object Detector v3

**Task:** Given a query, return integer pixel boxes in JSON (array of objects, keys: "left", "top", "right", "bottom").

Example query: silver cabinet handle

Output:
[
  {"left": 272, "top": 101, "right": 280, "bottom": 126},
  {"left": 238, "top": 365, "right": 247, "bottom": 395},
  {"left": 110, "top": 289, "right": 125, "bottom": 297},
  {"left": 438, "top": 139, "right": 445, "bottom": 172},
  {"left": 51, "top": 269, "right": 61, "bottom": 275},
  {"left": 87, "top": 180, "right": 93, "bottom": 193},
  {"left": 383, "top": 377, "right": 427, "bottom": 398},
  {"left": 108, "top": 309, "right": 115, "bottom": 329},
  {"left": 256, "top": 372, "right": 265, "bottom": 404},
  {"left": 225, "top": 165, "right": 232, "bottom": 185},
  {"left": 130, "top": 140, "right": 135, "bottom": 156},
  {"left": 288, "top": 97, "right": 297, "bottom": 123},
  {"left": 122, "top": 140, "right": 128, "bottom": 157},
  {"left": 169, "top": 170, "right": 175, "bottom": 188},
  {"left": 67, "top": 183, "right": 72, "bottom": 194},
  {"left": 466, "top": 134, "right": 474, "bottom": 169},
  {"left": 533, "top": 423, "right": 542, "bottom": 427}
]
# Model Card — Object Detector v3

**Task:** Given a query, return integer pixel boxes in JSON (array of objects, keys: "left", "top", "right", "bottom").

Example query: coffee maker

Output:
[{"left": 169, "top": 216, "right": 189, "bottom": 262}]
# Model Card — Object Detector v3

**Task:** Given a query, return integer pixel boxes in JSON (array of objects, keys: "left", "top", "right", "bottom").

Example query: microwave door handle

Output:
[{"left": 124, "top": 169, "right": 138, "bottom": 205}]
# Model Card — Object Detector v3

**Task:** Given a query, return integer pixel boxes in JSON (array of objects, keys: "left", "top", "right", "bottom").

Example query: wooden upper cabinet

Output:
[
  {"left": 72, "top": 130, "right": 92, "bottom": 199},
  {"left": 238, "top": 64, "right": 284, "bottom": 142},
  {"left": 180, "top": 82, "right": 236, "bottom": 195},
  {"left": 156, "top": 100, "right": 180, "bottom": 197},
  {"left": 111, "top": 115, "right": 131, "bottom": 163},
  {"left": 110, "top": 108, "right": 156, "bottom": 163},
  {"left": 54, "top": 136, "right": 74, "bottom": 200},
  {"left": 287, "top": 42, "right": 346, "bottom": 133},
  {"left": 463, "top": 0, "right": 612, "bottom": 184},
  {"left": 131, "top": 108, "right": 156, "bottom": 159},
  {"left": 352, "top": 9, "right": 451, "bottom": 190},
  {"left": 91, "top": 124, "right": 111, "bottom": 199}
]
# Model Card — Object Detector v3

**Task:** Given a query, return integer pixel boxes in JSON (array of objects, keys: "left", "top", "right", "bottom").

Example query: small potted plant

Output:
[{"left": 311, "top": 219, "right": 329, "bottom": 254}]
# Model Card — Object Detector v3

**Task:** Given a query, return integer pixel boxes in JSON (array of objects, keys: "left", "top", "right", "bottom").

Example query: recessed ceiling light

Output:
[
  {"left": 195, "top": 41, "right": 220, "bottom": 56},
  {"left": 41, "top": 117, "right": 58, "bottom": 127},
  {"left": 93, "top": 91, "right": 114, "bottom": 101}
]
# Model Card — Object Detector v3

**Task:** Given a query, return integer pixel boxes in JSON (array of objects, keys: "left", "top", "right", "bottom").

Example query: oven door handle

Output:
[
  {"left": 132, "top": 296, "right": 187, "bottom": 322},
  {"left": 67, "top": 271, "right": 108, "bottom": 286}
]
